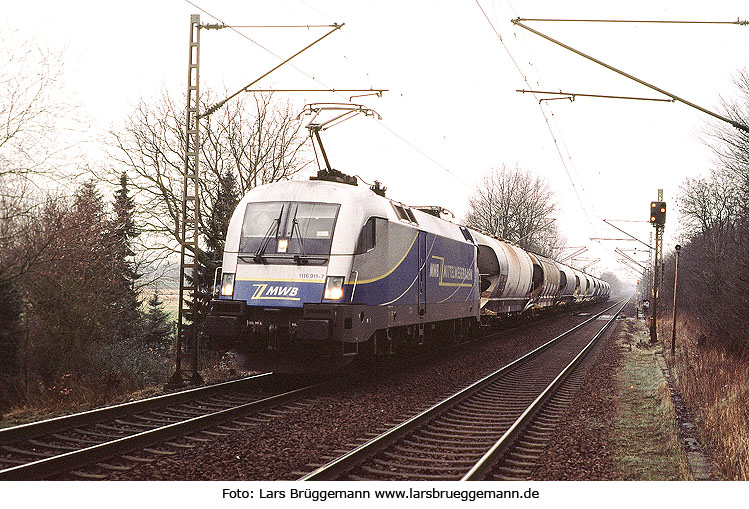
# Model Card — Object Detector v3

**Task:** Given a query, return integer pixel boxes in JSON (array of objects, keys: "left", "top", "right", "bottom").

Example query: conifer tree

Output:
[
  {"left": 143, "top": 285, "right": 174, "bottom": 349},
  {"left": 0, "top": 281, "right": 23, "bottom": 378},
  {"left": 206, "top": 170, "right": 240, "bottom": 266},
  {"left": 111, "top": 172, "right": 142, "bottom": 342},
  {"left": 185, "top": 170, "right": 240, "bottom": 328}
]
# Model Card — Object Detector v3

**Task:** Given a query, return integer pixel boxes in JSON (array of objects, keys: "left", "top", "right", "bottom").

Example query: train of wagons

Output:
[{"left": 204, "top": 171, "right": 610, "bottom": 374}]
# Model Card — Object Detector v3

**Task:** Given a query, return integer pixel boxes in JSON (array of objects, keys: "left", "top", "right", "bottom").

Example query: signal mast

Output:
[{"left": 648, "top": 190, "right": 666, "bottom": 343}]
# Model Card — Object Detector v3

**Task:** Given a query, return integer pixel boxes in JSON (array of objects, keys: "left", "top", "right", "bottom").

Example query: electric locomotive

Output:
[{"left": 204, "top": 172, "right": 479, "bottom": 373}]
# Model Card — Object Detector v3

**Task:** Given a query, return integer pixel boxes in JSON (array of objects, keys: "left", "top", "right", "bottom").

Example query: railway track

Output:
[
  {"left": 0, "top": 373, "right": 328, "bottom": 480},
  {"left": 300, "top": 299, "right": 627, "bottom": 481}
]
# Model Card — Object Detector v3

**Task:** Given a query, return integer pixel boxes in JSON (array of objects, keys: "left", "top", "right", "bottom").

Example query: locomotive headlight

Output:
[
  {"left": 277, "top": 238, "right": 289, "bottom": 253},
  {"left": 220, "top": 273, "right": 235, "bottom": 297},
  {"left": 323, "top": 276, "right": 345, "bottom": 300}
]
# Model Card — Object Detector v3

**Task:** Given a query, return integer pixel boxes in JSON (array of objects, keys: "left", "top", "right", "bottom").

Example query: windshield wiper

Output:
[
  {"left": 253, "top": 216, "right": 281, "bottom": 263},
  {"left": 290, "top": 217, "right": 309, "bottom": 265}
]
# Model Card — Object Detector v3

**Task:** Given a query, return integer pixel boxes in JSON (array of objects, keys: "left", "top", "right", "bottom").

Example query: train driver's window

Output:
[{"left": 355, "top": 217, "right": 377, "bottom": 254}]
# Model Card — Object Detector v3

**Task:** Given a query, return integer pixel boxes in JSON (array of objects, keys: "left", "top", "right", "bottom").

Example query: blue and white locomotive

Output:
[{"left": 205, "top": 172, "right": 610, "bottom": 374}]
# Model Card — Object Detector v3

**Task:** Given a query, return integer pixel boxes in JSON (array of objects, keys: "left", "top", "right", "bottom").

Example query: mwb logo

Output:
[{"left": 251, "top": 283, "right": 300, "bottom": 300}]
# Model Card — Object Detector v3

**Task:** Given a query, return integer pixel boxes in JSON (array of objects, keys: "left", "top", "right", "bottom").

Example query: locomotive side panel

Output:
[
  {"left": 423, "top": 232, "right": 479, "bottom": 322},
  {"left": 347, "top": 219, "right": 418, "bottom": 309},
  {"left": 348, "top": 219, "right": 478, "bottom": 325}
]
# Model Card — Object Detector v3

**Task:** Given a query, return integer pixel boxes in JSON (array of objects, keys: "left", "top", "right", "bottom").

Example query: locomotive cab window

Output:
[
  {"left": 355, "top": 217, "right": 379, "bottom": 254},
  {"left": 287, "top": 202, "right": 339, "bottom": 256},
  {"left": 239, "top": 201, "right": 340, "bottom": 265},
  {"left": 239, "top": 201, "right": 285, "bottom": 252}
]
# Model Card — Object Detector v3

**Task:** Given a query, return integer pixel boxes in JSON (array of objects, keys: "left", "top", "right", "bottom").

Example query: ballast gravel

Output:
[{"left": 110, "top": 301, "right": 621, "bottom": 481}]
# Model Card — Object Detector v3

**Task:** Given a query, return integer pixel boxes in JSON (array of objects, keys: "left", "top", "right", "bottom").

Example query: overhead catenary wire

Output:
[
  {"left": 473, "top": 0, "right": 598, "bottom": 235},
  {"left": 188, "top": 1, "right": 451, "bottom": 190},
  {"left": 517, "top": 89, "right": 675, "bottom": 103},
  {"left": 230, "top": 89, "right": 387, "bottom": 94},
  {"left": 503, "top": 18, "right": 605, "bottom": 245},
  {"left": 184, "top": 0, "right": 335, "bottom": 91},
  {"left": 502, "top": 9, "right": 749, "bottom": 280},
  {"left": 616, "top": 248, "right": 647, "bottom": 270},
  {"left": 512, "top": 18, "right": 749, "bottom": 133},
  {"left": 602, "top": 219, "right": 653, "bottom": 250},
  {"left": 375, "top": 122, "right": 474, "bottom": 190},
  {"left": 483, "top": 1, "right": 601, "bottom": 228},
  {"left": 204, "top": 24, "right": 340, "bottom": 28},
  {"left": 186, "top": 0, "right": 470, "bottom": 191},
  {"left": 276, "top": 5, "right": 473, "bottom": 189},
  {"left": 201, "top": 24, "right": 344, "bottom": 117},
  {"left": 515, "top": 18, "right": 749, "bottom": 25}
]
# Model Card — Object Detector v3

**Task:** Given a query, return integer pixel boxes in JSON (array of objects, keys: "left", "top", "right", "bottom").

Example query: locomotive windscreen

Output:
[
  {"left": 240, "top": 202, "right": 284, "bottom": 242},
  {"left": 239, "top": 201, "right": 340, "bottom": 264}
]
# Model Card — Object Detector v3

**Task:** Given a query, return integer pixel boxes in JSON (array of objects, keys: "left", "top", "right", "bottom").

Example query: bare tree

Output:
[
  {"left": 107, "top": 90, "right": 312, "bottom": 269},
  {"left": 0, "top": 27, "right": 76, "bottom": 388},
  {"left": 706, "top": 68, "right": 749, "bottom": 202},
  {"left": 678, "top": 169, "right": 741, "bottom": 237},
  {"left": 0, "top": 25, "right": 72, "bottom": 181},
  {"left": 0, "top": 26, "right": 74, "bottom": 287},
  {"left": 464, "top": 164, "right": 562, "bottom": 257},
  {"left": 674, "top": 67, "right": 749, "bottom": 355},
  {"left": 21, "top": 182, "right": 152, "bottom": 387}
]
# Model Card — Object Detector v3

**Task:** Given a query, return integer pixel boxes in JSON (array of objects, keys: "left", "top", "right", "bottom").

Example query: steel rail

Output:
[
  {"left": 0, "top": 379, "right": 327, "bottom": 480},
  {"left": 299, "top": 300, "right": 623, "bottom": 481},
  {"left": 462, "top": 299, "right": 628, "bottom": 480},
  {"left": 0, "top": 373, "right": 272, "bottom": 445}
]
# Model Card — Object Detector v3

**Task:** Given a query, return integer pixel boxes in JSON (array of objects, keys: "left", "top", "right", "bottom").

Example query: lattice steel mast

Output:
[
  {"left": 169, "top": 14, "right": 203, "bottom": 387},
  {"left": 650, "top": 189, "right": 665, "bottom": 343}
]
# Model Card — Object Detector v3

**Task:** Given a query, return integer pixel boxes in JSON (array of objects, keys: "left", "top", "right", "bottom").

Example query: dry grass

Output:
[
  {"left": 0, "top": 349, "right": 248, "bottom": 429},
  {"left": 659, "top": 315, "right": 749, "bottom": 480},
  {"left": 1, "top": 382, "right": 164, "bottom": 428},
  {"left": 656, "top": 378, "right": 693, "bottom": 480}
]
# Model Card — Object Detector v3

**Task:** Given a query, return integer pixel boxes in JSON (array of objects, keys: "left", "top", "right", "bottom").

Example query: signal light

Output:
[{"left": 650, "top": 201, "right": 666, "bottom": 226}]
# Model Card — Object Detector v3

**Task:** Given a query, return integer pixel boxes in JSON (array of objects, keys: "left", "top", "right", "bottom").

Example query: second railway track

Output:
[
  {"left": 301, "top": 299, "right": 628, "bottom": 481},
  {"left": 0, "top": 374, "right": 330, "bottom": 480}
]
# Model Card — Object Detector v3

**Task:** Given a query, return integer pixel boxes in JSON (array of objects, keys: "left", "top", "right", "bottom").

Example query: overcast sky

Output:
[{"left": 5, "top": 1, "right": 749, "bottom": 283}]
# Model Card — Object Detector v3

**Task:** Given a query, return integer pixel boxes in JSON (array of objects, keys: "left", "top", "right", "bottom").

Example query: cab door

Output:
[{"left": 418, "top": 231, "right": 427, "bottom": 317}]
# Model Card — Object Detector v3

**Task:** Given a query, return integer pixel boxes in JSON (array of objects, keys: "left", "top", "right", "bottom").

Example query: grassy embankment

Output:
[
  {"left": 613, "top": 319, "right": 690, "bottom": 480},
  {"left": 658, "top": 315, "right": 749, "bottom": 480}
]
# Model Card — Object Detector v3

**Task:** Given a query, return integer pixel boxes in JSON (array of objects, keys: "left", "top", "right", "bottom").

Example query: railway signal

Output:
[{"left": 650, "top": 201, "right": 666, "bottom": 225}]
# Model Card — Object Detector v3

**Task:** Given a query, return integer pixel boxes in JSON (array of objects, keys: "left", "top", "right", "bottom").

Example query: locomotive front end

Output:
[{"left": 204, "top": 180, "right": 370, "bottom": 374}]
